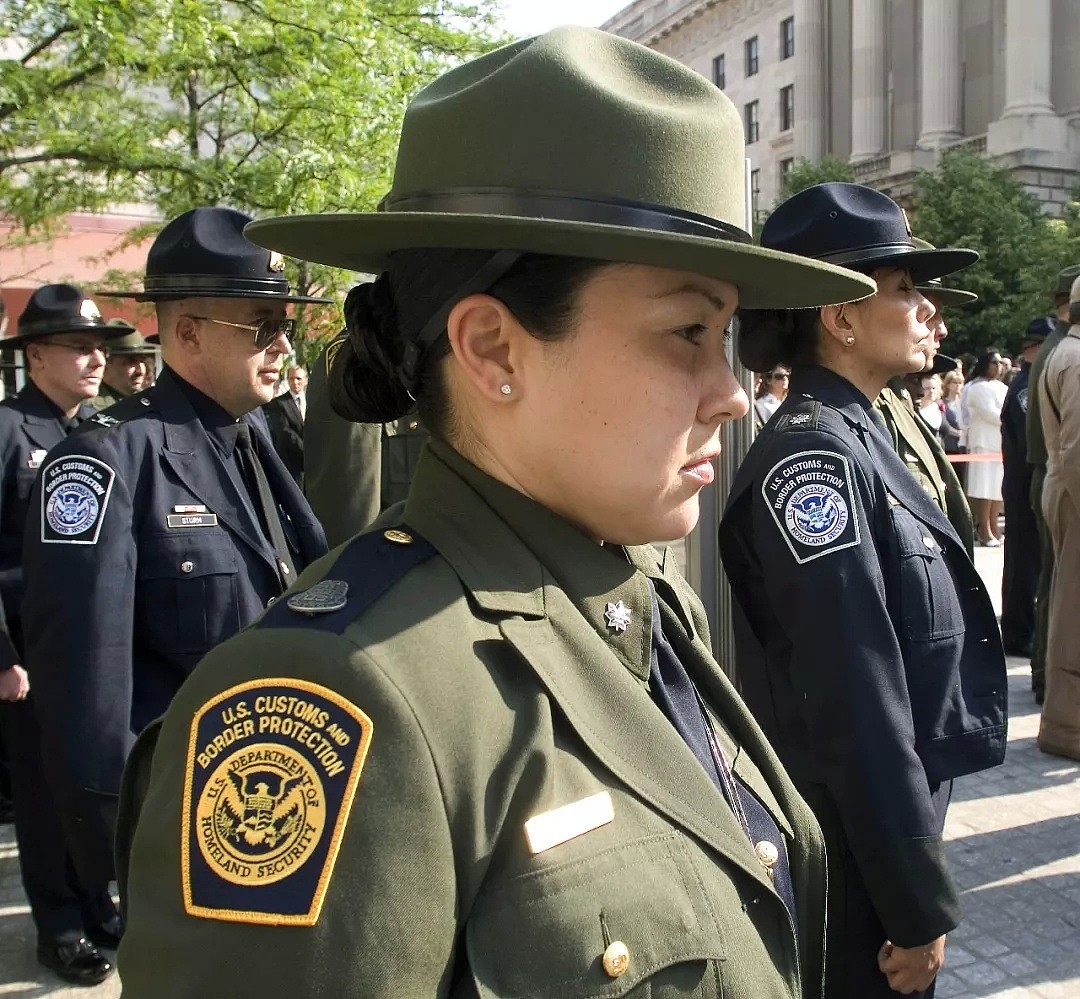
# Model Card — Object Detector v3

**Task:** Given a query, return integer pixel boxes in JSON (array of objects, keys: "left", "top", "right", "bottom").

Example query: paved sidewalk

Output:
[{"left": 0, "top": 550, "right": 1076, "bottom": 996}]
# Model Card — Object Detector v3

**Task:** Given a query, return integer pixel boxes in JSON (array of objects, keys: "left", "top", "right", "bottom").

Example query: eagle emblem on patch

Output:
[
  {"left": 762, "top": 450, "right": 861, "bottom": 564},
  {"left": 40, "top": 455, "right": 115, "bottom": 545},
  {"left": 182, "top": 679, "right": 372, "bottom": 925}
]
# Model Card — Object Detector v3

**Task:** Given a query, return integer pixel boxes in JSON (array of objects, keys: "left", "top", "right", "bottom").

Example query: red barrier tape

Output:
[{"left": 945, "top": 452, "right": 1003, "bottom": 463}]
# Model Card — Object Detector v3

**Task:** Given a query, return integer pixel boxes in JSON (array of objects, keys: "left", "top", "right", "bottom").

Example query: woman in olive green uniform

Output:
[{"left": 115, "top": 27, "right": 874, "bottom": 999}]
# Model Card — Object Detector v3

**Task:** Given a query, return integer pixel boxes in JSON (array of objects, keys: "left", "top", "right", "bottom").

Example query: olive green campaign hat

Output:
[{"left": 246, "top": 27, "right": 874, "bottom": 310}]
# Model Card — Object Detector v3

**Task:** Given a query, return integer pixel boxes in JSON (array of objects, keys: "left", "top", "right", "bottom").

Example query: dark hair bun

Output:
[
  {"left": 327, "top": 276, "right": 413, "bottom": 423},
  {"left": 737, "top": 309, "right": 817, "bottom": 372}
]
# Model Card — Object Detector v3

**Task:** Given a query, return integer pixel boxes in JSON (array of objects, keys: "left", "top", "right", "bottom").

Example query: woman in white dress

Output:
[{"left": 964, "top": 351, "right": 1007, "bottom": 545}]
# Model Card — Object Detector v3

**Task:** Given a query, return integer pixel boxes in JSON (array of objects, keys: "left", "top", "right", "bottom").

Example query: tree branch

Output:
[{"left": 20, "top": 23, "right": 76, "bottom": 64}]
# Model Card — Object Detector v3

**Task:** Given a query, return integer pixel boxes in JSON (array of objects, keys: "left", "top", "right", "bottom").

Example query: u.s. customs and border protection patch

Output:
[
  {"left": 762, "top": 450, "right": 861, "bottom": 564},
  {"left": 182, "top": 678, "right": 372, "bottom": 925},
  {"left": 40, "top": 455, "right": 115, "bottom": 544}
]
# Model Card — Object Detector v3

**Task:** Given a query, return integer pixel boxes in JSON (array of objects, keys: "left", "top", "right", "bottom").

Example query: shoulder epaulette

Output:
[
  {"left": 260, "top": 526, "right": 437, "bottom": 634},
  {"left": 774, "top": 399, "right": 822, "bottom": 433}
]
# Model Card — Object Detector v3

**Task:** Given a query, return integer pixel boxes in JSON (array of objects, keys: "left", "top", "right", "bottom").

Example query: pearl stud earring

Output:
[
  {"left": 500, "top": 384, "right": 512, "bottom": 395},
  {"left": 845, "top": 336, "right": 856, "bottom": 345}
]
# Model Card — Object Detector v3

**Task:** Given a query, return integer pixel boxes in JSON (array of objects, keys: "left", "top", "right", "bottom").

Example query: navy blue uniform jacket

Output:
[
  {"left": 0, "top": 382, "right": 94, "bottom": 667},
  {"left": 719, "top": 366, "right": 1006, "bottom": 946},
  {"left": 21, "top": 368, "right": 327, "bottom": 849}
]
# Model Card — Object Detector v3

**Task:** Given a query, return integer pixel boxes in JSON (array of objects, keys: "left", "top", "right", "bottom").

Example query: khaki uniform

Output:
[
  {"left": 875, "top": 380, "right": 975, "bottom": 557},
  {"left": 1037, "top": 327, "right": 1080, "bottom": 757},
  {"left": 117, "top": 440, "right": 827, "bottom": 998},
  {"left": 304, "top": 334, "right": 427, "bottom": 547},
  {"left": 1026, "top": 325, "right": 1068, "bottom": 694}
]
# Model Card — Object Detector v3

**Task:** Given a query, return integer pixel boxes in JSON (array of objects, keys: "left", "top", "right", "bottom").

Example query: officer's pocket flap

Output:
[
  {"left": 890, "top": 508, "right": 942, "bottom": 561},
  {"left": 466, "top": 833, "right": 725, "bottom": 999},
  {"left": 139, "top": 535, "right": 240, "bottom": 579}
]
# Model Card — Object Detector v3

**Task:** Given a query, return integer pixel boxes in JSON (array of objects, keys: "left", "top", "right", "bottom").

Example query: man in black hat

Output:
[
  {"left": 1027, "top": 264, "right": 1079, "bottom": 701},
  {"left": 999, "top": 318, "right": 1054, "bottom": 656},
  {"left": 90, "top": 322, "right": 159, "bottom": 410},
  {"left": 21, "top": 208, "right": 329, "bottom": 896},
  {"left": 0, "top": 284, "right": 130, "bottom": 985}
]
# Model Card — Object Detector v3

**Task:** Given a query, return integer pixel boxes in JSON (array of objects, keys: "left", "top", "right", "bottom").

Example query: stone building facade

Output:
[{"left": 603, "top": 0, "right": 1080, "bottom": 219}]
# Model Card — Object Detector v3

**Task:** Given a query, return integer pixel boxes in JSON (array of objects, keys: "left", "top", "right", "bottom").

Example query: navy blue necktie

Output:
[{"left": 647, "top": 586, "right": 798, "bottom": 930}]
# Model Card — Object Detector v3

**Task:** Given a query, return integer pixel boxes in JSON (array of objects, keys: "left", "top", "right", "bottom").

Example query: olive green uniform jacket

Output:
[
  {"left": 875, "top": 381, "right": 975, "bottom": 557},
  {"left": 304, "top": 334, "right": 427, "bottom": 547},
  {"left": 89, "top": 381, "right": 124, "bottom": 411},
  {"left": 116, "top": 441, "right": 827, "bottom": 998}
]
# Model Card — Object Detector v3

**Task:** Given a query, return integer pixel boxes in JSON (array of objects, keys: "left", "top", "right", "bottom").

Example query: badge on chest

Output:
[{"left": 167, "top": 504, "right": 219, "bottom": 529}]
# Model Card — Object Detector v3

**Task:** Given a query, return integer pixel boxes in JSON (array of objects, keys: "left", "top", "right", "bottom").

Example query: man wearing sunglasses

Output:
[
  {"left": 21, "top": 210, "right": 329, "bottom": 919},
  {"left": 0, "top": 284, "right": 131, "bottom": 985}
]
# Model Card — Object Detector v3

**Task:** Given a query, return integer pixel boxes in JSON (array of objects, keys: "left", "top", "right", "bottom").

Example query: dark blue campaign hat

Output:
[
  {"left": 761, "top": 183, "right": 978, "bottom": 284},
  {"left": 1024, "top": 316, "right": 1056, "bottom": 344},
  {"left": 1, "top": 284, "right": 133, "bottom": 351},
  {"left": 102, "top": 207, "right": 331, "bottom": 304}
]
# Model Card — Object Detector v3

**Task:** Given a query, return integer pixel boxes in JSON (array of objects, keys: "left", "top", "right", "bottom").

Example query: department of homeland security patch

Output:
[
  {"left": 40, "top": 455, "right": 115, "bottom": 544},
  {"left": 182, "top": 679, "right": 372, "bottom": 925},
  {"left": 762, "top": 450, "right": 861, "bottom": 564}
]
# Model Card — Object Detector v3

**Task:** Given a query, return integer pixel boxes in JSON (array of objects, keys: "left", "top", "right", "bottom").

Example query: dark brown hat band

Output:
[{"left": 383, "top": 187, "right": 753, "bottom": 246}]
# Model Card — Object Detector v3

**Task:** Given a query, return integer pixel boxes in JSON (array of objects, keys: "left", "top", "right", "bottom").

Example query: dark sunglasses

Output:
[
  {"left": 187, "top": 315, "right": 296, "bottom": 350},
  {"left": 767, "top": 371, "right": 790, "bottom": 380}
]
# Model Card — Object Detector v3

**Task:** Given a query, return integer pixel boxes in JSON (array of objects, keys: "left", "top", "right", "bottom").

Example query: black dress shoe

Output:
[
  {"left": 36, "top": 937, "right": 113, "bottom": 986},
  {"left": 86, "top": 913, "right": 124, "bottom": 950}
]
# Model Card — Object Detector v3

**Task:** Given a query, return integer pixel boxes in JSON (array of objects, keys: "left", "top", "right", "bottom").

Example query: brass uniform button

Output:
[
  {"left": 408, "top": 420, "right": 418, "bottom": 430},
  {"left": 180, "top": 560, "right": 194, "bottom": 574},
  {"left": 755, "top": 840, "right": 779, "bottom": 878},
  {"left": 383, "top": 529, "right": 414, "bottom": 546},
  {"left": 602, "top": 941, "right": 630, "bottom": 979}
]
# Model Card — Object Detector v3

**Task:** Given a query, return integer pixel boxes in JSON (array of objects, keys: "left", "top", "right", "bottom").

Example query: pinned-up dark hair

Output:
[
  {"left": 736, "top": 308, "right": 820, "bottom": 373},
  {"left": 328, "top": 249, "right": 610, "bottom": 438}
]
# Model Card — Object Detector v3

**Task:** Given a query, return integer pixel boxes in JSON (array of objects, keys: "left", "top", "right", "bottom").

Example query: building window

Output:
[
  {"left": 751, "top": 168, "right": 761, "bottom": 216},
  {"left": 712, "top": 53, "right": 725, "bottom": 90},
  {"left": 744, "top": 100, "right": 759, "bottom": 144},
  {"left": 745, "top": 36, "right": 759, "bottom": 77},
  {"left": 779, "top": 157, "right": 795, "bottom": 187},
  {"left": 780, "top": 84, "right": 795, "bottom": 132},
  {"left": 780, "top": 17, "right": 795, "bottom": 60}
]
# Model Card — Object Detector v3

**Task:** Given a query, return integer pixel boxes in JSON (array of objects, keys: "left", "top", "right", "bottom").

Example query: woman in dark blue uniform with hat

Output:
[
  {"left": 114, "top": 28, "right": 877, "bottom": 999},
  {"left": 719, "top": 183, "right": 1007, "bottom": 998}
]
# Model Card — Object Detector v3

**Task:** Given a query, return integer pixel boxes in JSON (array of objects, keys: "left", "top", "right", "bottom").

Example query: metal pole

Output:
[
  {"left": 712, "top": 157, "right": 758, "bottom": 678},
  {"left": 681, "top": 159, "right": 757, "bottom": 672}
]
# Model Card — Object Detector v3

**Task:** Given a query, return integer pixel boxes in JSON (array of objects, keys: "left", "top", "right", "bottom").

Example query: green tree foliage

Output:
[
  {"left": 0, "top": 0, "right": 501, "bottom": 362},
  {"left": 913, "top": 150, "right": 1080, "bottom": 357},
  {"left": 777, "top": 156, "right": 854, "bottom": 202}
]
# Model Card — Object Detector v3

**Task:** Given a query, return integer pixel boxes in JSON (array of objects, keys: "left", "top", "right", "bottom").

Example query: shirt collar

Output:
[
  {"left": 788, "top": 364, "right": 883, "bottom": 439},
  {"left": 168, "top": 367, "right": 244, "bottom": 456},
  {"left": 429, "top": 438, "right": 656, "bottom": 680}
]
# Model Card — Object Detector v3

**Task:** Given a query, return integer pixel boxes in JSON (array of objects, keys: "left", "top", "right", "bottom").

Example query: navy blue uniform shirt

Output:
[
  {"left": 20, "top": 367, "right": 327, "bottom": 870},
  {"left": 719, "top": 365, "right": 1006, "bottom": 947},
  {"left": 0, "top": 380, "right": 94, "bottom": 667}
]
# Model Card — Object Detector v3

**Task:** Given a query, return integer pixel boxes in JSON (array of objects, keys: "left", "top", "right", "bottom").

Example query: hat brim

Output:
[
  {"left": 245, "top": 213, "right": 877, "bottom": 310},
  {"left": 930, "top": 353, "right": 959, "bottom": 375},
  {"left": 834, "top": 247, "right": 978, "bottom": 284},
  {"left": 0, "top": 323, "right": 141, "bottom": 351},
  {"left": 915, "top": 285, "right": 978, "bottom": 307},
  {"left": 98, "top": 288, "right": 332, "bottom": 305}
]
